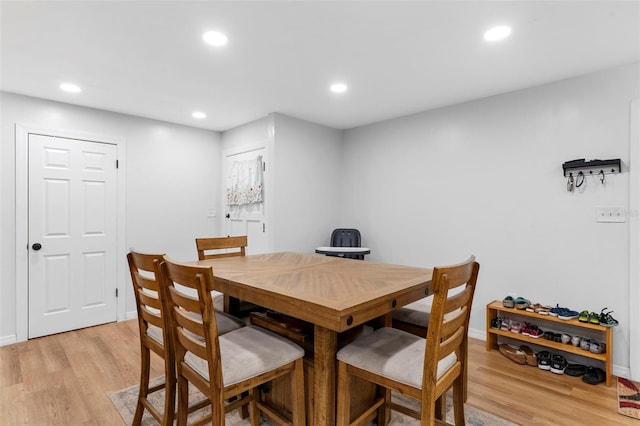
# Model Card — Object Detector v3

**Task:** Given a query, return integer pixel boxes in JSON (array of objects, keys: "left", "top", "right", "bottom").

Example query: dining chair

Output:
[
  {"left": 195, "top": 235, "right": 258, "bottom": 316},
  {"left": 158, "top": 256, "right": 306, "bottom": 426},
  {"left": 335, "top": 256, "right": 479, "bottom": 426},
  {"left": 127, "top": 250, "right": 245, "bottom": 426}
]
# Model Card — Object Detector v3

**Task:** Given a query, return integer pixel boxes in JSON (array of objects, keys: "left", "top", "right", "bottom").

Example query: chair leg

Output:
[
  {"left": 176, "top": 375, "right": 189, "bottom": 426},
  {"left": 435, "top": 393, "right": 446, "bottom": 421},
  {"left": 336, "top": 361, "right": 351, "bottom": 426},
  {"left": 133, "top": 346, "right": 150, "bottom": 426},
  {"left": 291, "top": 359, "right": 306, "bottom": 425},
  {"left": 452, "top": 378, "right": 465, "bottom": 426},
  {"left": 377, "top": 387, "right": 391, "bottom": 426},
  {"left": 249, "top": 388, "right": 261, "bottom": 426},
  {"left": 162, "top": 359, "right": 176, "bottom": 426}
]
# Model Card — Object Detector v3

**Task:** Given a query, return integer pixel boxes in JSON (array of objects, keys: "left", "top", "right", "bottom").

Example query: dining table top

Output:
[{"left": 195, "top": 251, "right": 433, "bottom": 333}]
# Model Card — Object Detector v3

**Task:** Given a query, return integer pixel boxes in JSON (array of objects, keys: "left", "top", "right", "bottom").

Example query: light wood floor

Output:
[{"left": 0, "top": 319, "right": 636, "bottom": 425}]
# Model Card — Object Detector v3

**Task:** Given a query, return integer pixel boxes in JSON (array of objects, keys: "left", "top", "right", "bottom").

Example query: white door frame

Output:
[
  {"left": 15, "top": 123, "right": 127, "bottom": 343},
  {"left": 630, "top": 100, "right": 640, "bottom": 380}
]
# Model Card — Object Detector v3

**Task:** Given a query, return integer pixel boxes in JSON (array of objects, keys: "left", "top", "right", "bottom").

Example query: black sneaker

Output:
[
  {"left": 537, "top": 351, "right": 552, "bottom": 370},
  {"left": 582, "top": 366, "right": 606, "bottom": 385},
  {"left": 565, "top": 363, "right": 587, "bottom": 377},
  {"left": 550, "top": 354, "right": 568, "bottom": 374}
]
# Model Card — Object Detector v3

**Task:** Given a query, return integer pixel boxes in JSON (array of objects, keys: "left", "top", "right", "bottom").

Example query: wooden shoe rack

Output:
[{"left": 485, "top": 300, "right": 613, "bottom": 386}]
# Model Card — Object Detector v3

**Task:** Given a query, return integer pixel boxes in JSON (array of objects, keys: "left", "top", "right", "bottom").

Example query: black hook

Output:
[{"left": 599, "top": 169, "right": 605, "bottom": 184}]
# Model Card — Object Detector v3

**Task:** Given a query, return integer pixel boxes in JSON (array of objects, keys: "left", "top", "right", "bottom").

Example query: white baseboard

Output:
[
  {"left": 0, "top": 334, "right": 17, "bottom": 347},
  {"left": 124, "top": 310, "right": 138, "bottom": 321}
]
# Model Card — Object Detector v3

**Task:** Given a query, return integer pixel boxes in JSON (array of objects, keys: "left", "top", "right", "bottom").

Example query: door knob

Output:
[{"left": 32, "top": 243, "right": 42, "bottom": 251}]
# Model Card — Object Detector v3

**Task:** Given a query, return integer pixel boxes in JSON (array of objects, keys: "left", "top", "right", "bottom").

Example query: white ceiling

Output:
[{"left": 2, "top": 1, "right": 639, "bottom": 132}]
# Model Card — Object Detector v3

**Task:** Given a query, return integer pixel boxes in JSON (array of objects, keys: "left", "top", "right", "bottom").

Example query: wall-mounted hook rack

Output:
[{"left": 562, "top": 158, "right": 621, "bottom": 177}]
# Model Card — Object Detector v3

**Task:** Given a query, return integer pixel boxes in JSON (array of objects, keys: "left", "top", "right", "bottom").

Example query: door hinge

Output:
[
  {"left": 263, "top": 223, "right": 266, "bottom": 233},
  {"left": 263, "top": 162, "right": 266, "bottom": 172},
  {"left": 115, "top": 288, "right": 119, "bottom": 298},
  {"left": 116, "top": 159, "right": 119, "bottom": 169}
]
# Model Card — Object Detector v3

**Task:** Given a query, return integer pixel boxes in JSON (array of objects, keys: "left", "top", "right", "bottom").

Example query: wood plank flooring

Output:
[{"left": 0, "top": 320, "right": 635, "bottom": 425}]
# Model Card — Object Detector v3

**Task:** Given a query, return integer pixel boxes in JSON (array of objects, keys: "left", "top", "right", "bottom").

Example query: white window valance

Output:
[{"left": 226, "top": 155, "right": 263, "bottom": 206}]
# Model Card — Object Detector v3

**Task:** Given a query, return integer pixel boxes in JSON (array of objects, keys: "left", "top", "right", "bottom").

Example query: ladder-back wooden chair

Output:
[
  {"left": 158, "top": 256, "right": 306, "bottom": 426},
  {"left": 127, "top": 250, "right": 245, "bottom": 426},
  {"left": 195, "top": 235, "right": 258, "bottom": 316},
  {"left": 336, "top": 256, "right": 479, "bottom": 426}
]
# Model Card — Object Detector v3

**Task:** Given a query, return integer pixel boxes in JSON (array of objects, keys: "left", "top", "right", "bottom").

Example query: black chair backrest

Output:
[{"left": 330, "top": 228, "right": 361, "bottom": 248}]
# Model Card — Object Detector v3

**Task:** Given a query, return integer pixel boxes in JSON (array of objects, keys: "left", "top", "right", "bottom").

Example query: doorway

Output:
[
  {"left": 224, "top": 146, "right": 268, "bottom": 254},
  {"left": 15, "top": 125, "right": 126, "bottom": 342}
]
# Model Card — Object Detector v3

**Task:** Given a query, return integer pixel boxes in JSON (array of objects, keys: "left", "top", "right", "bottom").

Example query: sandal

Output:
[
  {"left": 537, "top": 350, "right": 552, "bottom": 370},
  {"left": 528, "top": 325, "right": 544, "bottom": 338},
  {"left": 578, "top": 310, "right": 589, "bottom": 323},
  {"left": 537, "top": 305, "right": 551, "bottom": 315},
  {"left": 526, "top": 303, "right": 540, "bottom": 313},
  {"left": 503, "top": 296, "right": 515, "bottom": 308},
  {"left": 599, "top": 309, "right": 619, "bottom": 327},
  {"left": 500, "top": 318, "right": 511, "bottom": 332},
  {"left": 550, "top": 354, "right": 568, "bottom": 374},
  {"left": 589, "top": 312, "right": 600, "bottom": 324},
  {"left": 490, "top": 317, "right": 503, "bottom": 329}
]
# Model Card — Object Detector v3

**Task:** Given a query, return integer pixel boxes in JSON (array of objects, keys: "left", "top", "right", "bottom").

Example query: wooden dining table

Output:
[{"left": 194, "top": 251, "right": 433, "bottom": 426}]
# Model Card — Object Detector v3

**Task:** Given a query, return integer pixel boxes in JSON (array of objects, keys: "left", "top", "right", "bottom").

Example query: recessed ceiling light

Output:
[
  {"left": 60, "top": 82, "right": 81, "bottom": 93},
  {"left": 330, "top": 83, "right": 348, "bottom": 93},
  {"left": 203, "top": 31, "right": 228, "bottom": 47},
  {"left": 192, "top": 111, "right": 207, "bottom": 119},
  {"left": 484, "top": 25, "right": 512, "bottom": 42}
]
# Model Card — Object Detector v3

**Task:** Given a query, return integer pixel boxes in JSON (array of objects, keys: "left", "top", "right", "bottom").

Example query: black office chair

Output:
[{"left": 330, "top": 228, "right": 364, "bottom": 260}]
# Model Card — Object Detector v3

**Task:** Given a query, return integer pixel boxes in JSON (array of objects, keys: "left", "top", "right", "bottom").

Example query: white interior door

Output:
[
  {"left": 28, "top": 134, "right": 118, "bottom": 338},
  {"left": 225, "top": 147, "right": 268, "bottom": 254}
]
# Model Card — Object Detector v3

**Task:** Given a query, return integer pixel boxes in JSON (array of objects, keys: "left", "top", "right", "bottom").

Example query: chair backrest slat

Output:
[{"left": 196, "top": 236, "right": 247, "bottom": 260}]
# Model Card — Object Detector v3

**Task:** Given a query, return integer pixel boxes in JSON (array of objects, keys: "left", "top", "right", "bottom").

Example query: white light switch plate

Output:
[{"left": 595, "top": 206, "right": 626, "bottom": 223}]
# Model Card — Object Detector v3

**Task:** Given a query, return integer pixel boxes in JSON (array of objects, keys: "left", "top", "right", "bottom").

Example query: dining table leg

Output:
[{"left": 314, "top": 325, "right": 337, "bottom": 426}]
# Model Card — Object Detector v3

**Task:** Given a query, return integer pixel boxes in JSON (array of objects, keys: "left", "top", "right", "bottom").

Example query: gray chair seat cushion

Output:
[
  {"left": 392, "top": 296, "right": 433, "bottom": 327},
  {"left": 336, "top": 327, "right": 456, "bottom": 389},
  {"left": 146, "top": 310, "right": 244, "bottom": 344},
  {"left": 185, "top": 325, "right": 304, "bottom": 386}
]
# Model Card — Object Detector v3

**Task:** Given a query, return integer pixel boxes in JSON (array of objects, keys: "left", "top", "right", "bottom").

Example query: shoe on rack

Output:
[
  {"left": 537, "top": 351, "right": 552, "bottom": 370},
  {"left": 580, "top": 337, "right": 592, "bottom": 351},
  {"left": 590, "top": 341, "right": 606, "bottom": 354},
  {"left": 528, "top": 324, "right": 544, "bottom": 338},
  {"left": 503, "top": 296, "right": 515, "bottom": 308},
  {"left": 519, "top": 345, "right": 537, "bottom": 367},
  {"left": 599, "top": 309, "right": 619, "bottom": 327},
  {"left": 499, "top": 344, "right": 526, "bottom": 365},
  {"left": 550, "top": 354, "right": 568, "bottom": 374},
  {"left": 558, "top": 309, "right": 580, "bottom": 320},
  {"left": 515, "top": 297, "right": 530, "bottom": 310},
  {"left": 565, "top": 364, "right": 587, "bottom": 377},
  {"left": 490, "top": 317, "right": 502, "bottom": 329},
  {"left": 549, "top": 304, "right": 566, "bottom": 317},
  {"left": 578, "top": 310, "right": 589, "bottom": 323},
  {"left": 589, "top": 312, "right": 600, "bottom": 324}
]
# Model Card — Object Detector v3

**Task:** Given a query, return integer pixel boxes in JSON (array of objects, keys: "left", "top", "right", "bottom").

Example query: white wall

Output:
[
  {"left": 340, "top": 63, "right": 639, "bottom": 374},
  {"left": 0, "top": 92, "right": 222, "bottom": 342},
  {"left": 221, "top": 113, "right": 343, "bottom": 253},
  {"left": 271, "top": 113, "right": 343, "bottom": 252}
]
